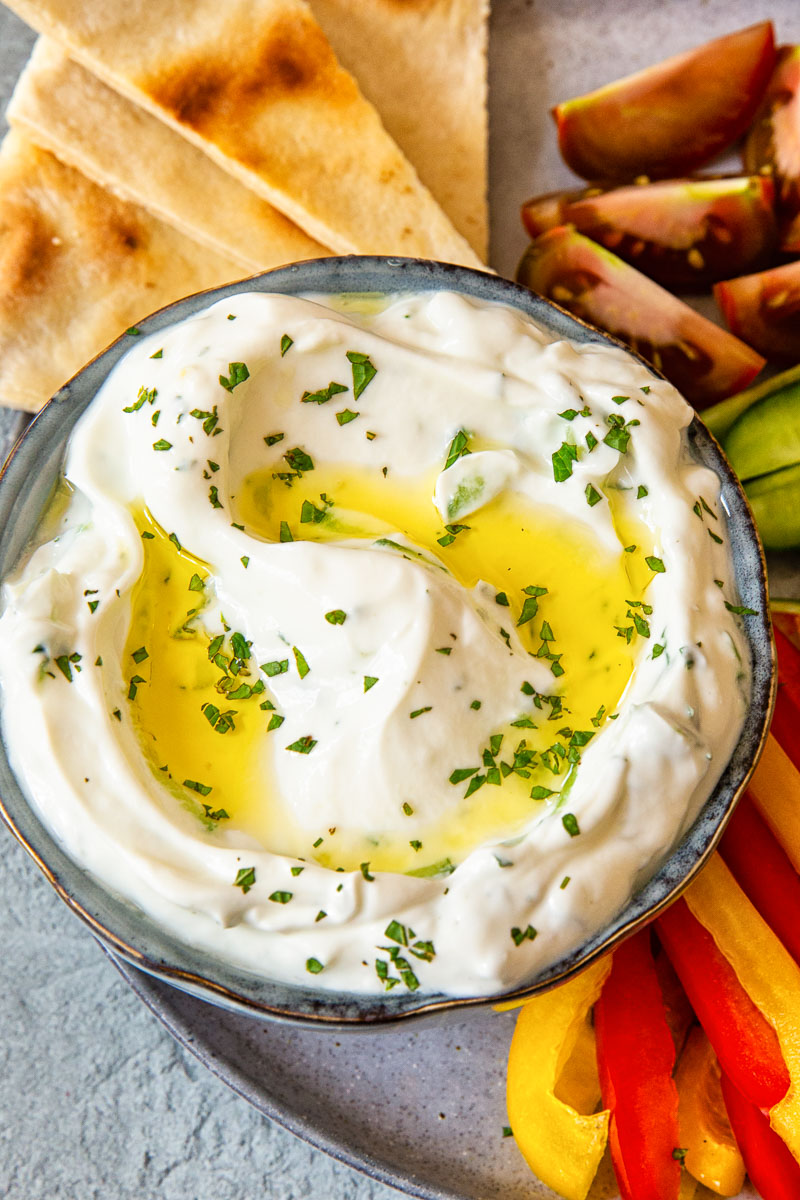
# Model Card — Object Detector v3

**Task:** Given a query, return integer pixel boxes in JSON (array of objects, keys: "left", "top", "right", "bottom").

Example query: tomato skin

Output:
[
  {"left": 521, "top": 178, "right": 777, "bottom": 291},
  {"left": 553, "top": 22, "right": 776, "bottom": 181},
  {"left": 517, "top": 226, "right": 765, "bottom": 407},
  {"left": 715, "top": 259, "right": 800, "bottom": 360},
  {"left": 744, "top": 45, "right": 800, "bottom": 251},
  {"left": 521, "top": 189, "right": 583, "bottom": 240}
]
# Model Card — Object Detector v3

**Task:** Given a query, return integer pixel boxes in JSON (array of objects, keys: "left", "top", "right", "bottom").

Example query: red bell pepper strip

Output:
[
  {"left": 770, "top": 626, "right": 800, "bottom": 774},
  {"left": 657, "top": 898, "right": 790, "bottom": 1109},
  {"left": 720, "top": 1071, "right": 800, "bottom": 1200},
  {"left": 719, "top": 793, "right": 800, "bottom": 967},
  {"left": 594, "top": 930, "right": 681, "bottom": 1200}
]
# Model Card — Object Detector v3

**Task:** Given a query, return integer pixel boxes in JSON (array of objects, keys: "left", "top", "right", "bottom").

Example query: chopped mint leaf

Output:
[
  {"left": 152, "top": 439, "right": 172, "bottom": 451},
  {"left": 495, "top": 592, "right": 510, "bottom": 607},
  {"left": 234, "top": 867, "right": 256, "bottom": 893},
  {"left": 279, "top": 521, "right": 293, "bottom": 542},
  {"left": 325, "top": 609, "right": 347, "bottom": 625},
  {"left": 725, "top": 602, "right": 758, "bottom": 616},
  {"left": 511, "top": 925, "right": 537, "bottom": 946},
  {"left": 269, "top": 891, "right": 293, "bottom": 904},
  {"left": 346, "top": 351, "right": 377, "bottom": 399},
  {"left": 286, "top": 735, "right": 317, "bottom": 754},
  {"left": 364, "top": 675, "right": 379, "bottom": 692},
  {"left": 284, "top": 446, "right": 314, "bottom": 474},
  {"left": 183, "top": 779, "right": 212, "bottom": 796},
  {"left": 637, "top": 485, "right": 649, "bottom": 499},
  {"left": 449, "top": 767, "right": 479, "bottom": 784},
  {"left": 293, "top": 647, "right": 311, "bottom": 678},
  {"left": 585, "top": 483, "right": 602, "bottom": 507},
  {"left": 262, "top": 659, "right": 289, "bottom": 676},
  {"left": 280, "top": 334, "right": 293, "bottom": 356},
  {"left": 410, "top": 706, "right": 432, "bottom": 718},
  {"left": 552, "top": 441, "right": 579, "bottom": 482},
  {"left": 264, "top": 432, "right": 285, "bottom": 446},
  {"left": 562, "top": 813, "right": 580, "bottom": 837},
  {"left": 444, "top": 429, "right": 471, "bottom": 470},
  {"left": 219, "top": 362, "right": 250, "bottom": 391},
  {"left": 301, "top": 381, "right": 348, "bottom": 405},
  {"left": 336, "top": 409, "right": 359, "bottom": 425},
  {"left": 645, "top": 556, "right": 666, "bottom": 573},
  {"left": 188, "top": 574, "right": 205, "bottom": 592},
  {"left": 306, "top": 958, "right": 324, "bottom": 974}
]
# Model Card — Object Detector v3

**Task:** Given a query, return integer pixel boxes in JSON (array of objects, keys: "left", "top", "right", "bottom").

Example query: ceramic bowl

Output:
[{"left": 0, "top": 256, "right": 774, "bottom": 1028}]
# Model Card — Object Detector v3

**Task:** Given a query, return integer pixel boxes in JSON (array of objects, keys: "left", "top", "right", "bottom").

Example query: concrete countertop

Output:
[{"left": 0, "top": 824, "right": 401, "bottom": 1199}]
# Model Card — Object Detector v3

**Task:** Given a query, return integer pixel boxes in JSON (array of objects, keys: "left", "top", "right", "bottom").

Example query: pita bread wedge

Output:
[
  {"left": 308, "top": 0, "right": 489, "bottom": 259},
  {"left": 0, "top": 130, "right": 241, "bottom": 412},
  {"left": 3, "top": 0, "right": 483, "bottom": 266},
  {"left": 8, "top": 39, "right": 331, "bottom": 273}
]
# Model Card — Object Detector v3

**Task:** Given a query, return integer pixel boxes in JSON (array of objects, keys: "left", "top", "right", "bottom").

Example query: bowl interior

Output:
[{"left": 0, "top": 256, "right": 774, "bottom": 1028}]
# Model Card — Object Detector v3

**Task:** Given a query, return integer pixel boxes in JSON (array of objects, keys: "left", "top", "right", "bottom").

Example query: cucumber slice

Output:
[
  {"left": 745, "top": 462, "right": 800, "bottom": 549},
  {"left": 724, "top": 376, "right": 800, "bottom": 481},
  {"left": 703, "top": 363, "right": 800, "bottom": 441}
]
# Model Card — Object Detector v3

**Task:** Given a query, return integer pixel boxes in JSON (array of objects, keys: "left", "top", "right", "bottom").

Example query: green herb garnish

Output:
[{"left": 219, "top": 362, "right": 250, "bottom": 391}]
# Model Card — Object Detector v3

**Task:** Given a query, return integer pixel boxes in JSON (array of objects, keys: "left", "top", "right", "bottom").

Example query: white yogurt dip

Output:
[{"left": 0, "top": 290, "right": 751, "bottom": 995}]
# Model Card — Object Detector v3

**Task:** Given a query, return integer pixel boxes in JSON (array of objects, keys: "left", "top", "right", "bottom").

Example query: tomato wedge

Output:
[
  {"left": 553, "top": 22, "right": 776, "bottom": 181},
  {"left": 517, "top": 226, "right": 765, "bottom": 407},
  {"left": 523, "top": 177, "right": 778, "bottom": 291},
  {"left": 744, "top": 45, "right": 800, "bottom": 251},
  {"left": 715, "top": 259, "right": 800, "bottom": 360}
]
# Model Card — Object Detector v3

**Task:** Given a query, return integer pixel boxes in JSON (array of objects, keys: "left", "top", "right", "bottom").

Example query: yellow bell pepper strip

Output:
[
  {"left": 680, "top": 854, "right": 800, "bottom": 1162},
  {"left": 675, "top": 1026, "right": 746, "bottom": 1196},
  {"left": 554, "top": 1009, "right": 603, "bottom": 1116},
  {"left": 506, "top": 957, "right": 611, "bottom": 1200},
  {"left": 748, "top": 734, "right": 800, "bottom": 876},
  {"left": 595, "top": 930, "right": 682, "bottom": 1200}
]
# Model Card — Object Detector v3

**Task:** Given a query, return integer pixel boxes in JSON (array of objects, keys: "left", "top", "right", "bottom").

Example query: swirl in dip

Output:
[{"left": 0, "top": 290, "right": 751, "bottom": 996}]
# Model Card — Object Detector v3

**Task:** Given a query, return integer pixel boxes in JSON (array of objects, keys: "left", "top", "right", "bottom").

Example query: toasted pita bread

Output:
[
  {"left": 8, "top": 39, "right": 331, "bottom": 273},
  {"left": 308, "top": 0, "right": 489, "bottom": 259},
  {"left": 3, "top": 0, "right": 483, "bottom": 266},
  {"left": 0, "top": 130, "right": 242, "bottom": 411}
]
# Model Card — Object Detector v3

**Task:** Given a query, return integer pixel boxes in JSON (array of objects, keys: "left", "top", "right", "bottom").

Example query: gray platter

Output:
[{"left": 2, "top": 0, "right": 799, "bottom": 1198}]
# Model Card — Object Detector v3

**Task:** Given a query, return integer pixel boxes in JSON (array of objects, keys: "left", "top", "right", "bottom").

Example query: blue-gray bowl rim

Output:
[{"left": 0, "top": 255, "right": 775, "bottom": 1029}]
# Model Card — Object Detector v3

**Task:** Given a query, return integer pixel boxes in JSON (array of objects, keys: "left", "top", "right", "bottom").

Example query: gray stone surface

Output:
[{"left": 0, "top": 826, "right": 401, "bottom": 1200}]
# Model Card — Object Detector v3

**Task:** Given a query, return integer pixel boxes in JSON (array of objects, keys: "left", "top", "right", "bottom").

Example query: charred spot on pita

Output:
[{"left": 143, "top": 11, "right": 346, "bottom": 133}]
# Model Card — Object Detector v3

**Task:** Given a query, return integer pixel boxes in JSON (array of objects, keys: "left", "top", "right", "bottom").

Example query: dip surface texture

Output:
[{"left": 0, "top": 290, "right": 750, "bottom": 996}]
